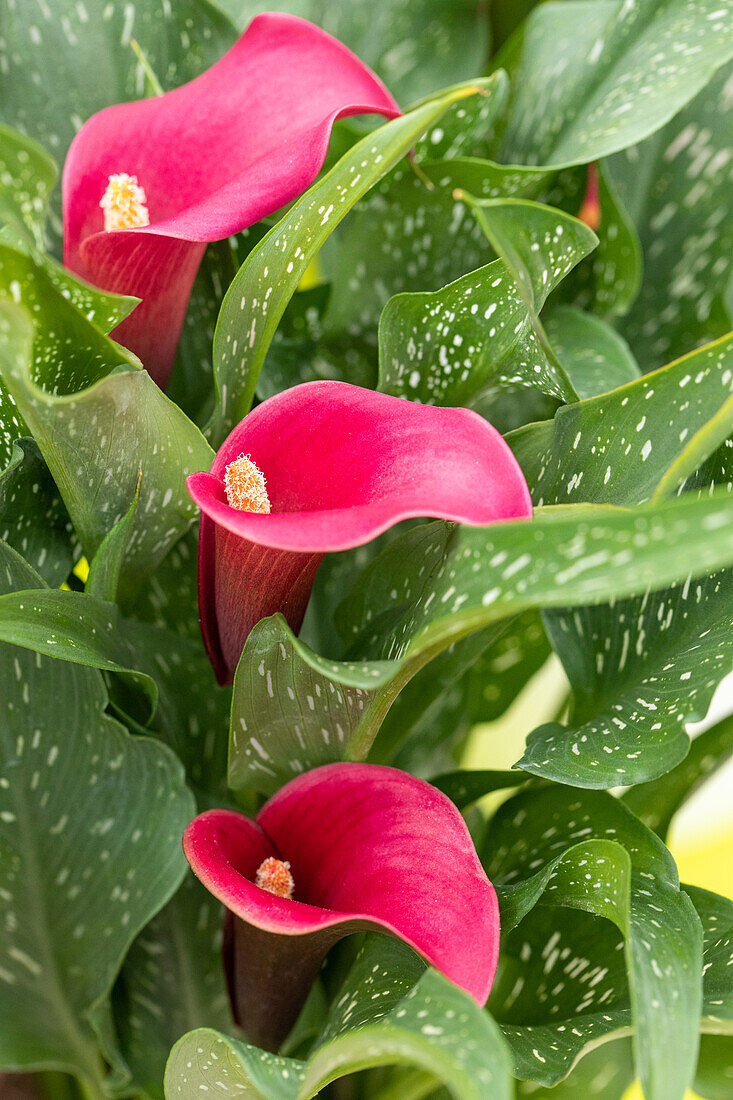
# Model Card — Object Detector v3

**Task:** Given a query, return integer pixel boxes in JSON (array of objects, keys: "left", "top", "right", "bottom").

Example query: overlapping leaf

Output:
[
  {"left": 484, "top": 785, "right": 702, "bottom": 1099},
  {"left": 0, "top": 289, "right": 212, "bottom": 601},
  {"left": 378, "top": 199, "right": 596, "bottom": 406},
  {"left": 0, "top": 543, "right": 194, "bottom": 1090},
  {"left": 229, "top": 489, "right": 733, "bottom": 792},
  {"left": 0, "top": 438, "right": 73, "bottom": 586},
  {"left": 209, "top": 79, "right": 506, "bottom": 440},
  {"left": 509, "top": 333, "right": 733, "bottom": 507},
  {"left": 165, "top": 937, "right": 513, "bottom": 1100},
  {"left": 544, "top": 306, "right": 641, "bottom": 400}
]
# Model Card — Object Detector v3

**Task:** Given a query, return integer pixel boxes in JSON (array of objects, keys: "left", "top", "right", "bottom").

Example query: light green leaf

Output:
[
  {"left": 165, "top": 939, "right": 513, "bottom": 1100},
  {"left": 209, "top": 80, "right": 505, "bottom": 441},
  {"left": 378, "top": 198, "right": 596, "bottom": 406},
  {"left": 610, "top": 62, "right": 733, "bottom": 369},
  {"left": 0, "top": 123, "right": 56, "bottom": 248},
  {"left": 501, "top": 0, "right": 733, "bottom": 166},
  {"left": 623, "top": 714, "right": 733, "bottom": 838},
  {"left": 509, "top": 333, "right": 733, "bottom": 507},
  {"left": 0, "top": 438, "right": 73, "bottom": 587},
  {"left": 230, "top": 489, "right": 733, "bottom": 792},
  {"left": 0, "top": 290, "right": 213, "bottom": 602},
  {"left": 86, "top": 473, "right": 140, "bottom": 604},
  {"left": 485, "top": 785, "right": 702, "bottom": 1098},
  {"left": 0, "top": 543, "right": 194, "bottom": 1089},
  {"left": 544, "top": 306, "right": 641, "bottom": 400},
  {"left": 520, "top": 569, "right": 733, "bottom": 787}
]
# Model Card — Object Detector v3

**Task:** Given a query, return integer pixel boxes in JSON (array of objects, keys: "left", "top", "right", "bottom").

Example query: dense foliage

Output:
[{"left": 1, "top": 2, "right": 732, "bottom": 1099}]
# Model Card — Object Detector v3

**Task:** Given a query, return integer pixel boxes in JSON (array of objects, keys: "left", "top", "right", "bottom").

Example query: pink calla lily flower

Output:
[
  {"left": 62, "top": 13, "right": 399, "bottom": 388},
  {"left": 186, "top": 380, "right": 533, "bottom": 684},
  {"left": 184, "top": 763, "right": 500, "bottom": 1050}
]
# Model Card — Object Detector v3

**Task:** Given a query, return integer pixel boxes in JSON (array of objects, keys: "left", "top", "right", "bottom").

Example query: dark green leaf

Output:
[
  {"left": 0, "top": 543, "right": 194, "bottom": 1089},
  {"left": 0, "top": 438, "right": 73, "bottom": 587},
  {"left": 610, "top": 62, "right": 733, "bottom": 370},
  {"left": 544, "top": 306, "right": 641, "bottom": 400},
  {"left": 113, "top": 874, "right": 231, "bottom": 1100}
]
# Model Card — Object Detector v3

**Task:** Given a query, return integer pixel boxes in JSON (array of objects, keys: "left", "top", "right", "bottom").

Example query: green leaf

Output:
[
  {"left": 0, "top": 290, "right": 213, "bottom": 602},
  {"left": 623, "top": 713, "right": 733, "bottom": 838},
  {"left": 0, "top": 438, "right": 73, "bottom": 587},
  {"left": 521, "top": 569, "right": 733, "bottom": 787},
  {"left": 501, "top": 0, "right": 733, "bottom": 166},
  {"left": 509, "top": 333, "right": 733, "bottom": 508},
  {"left": 230, "top": 489, "right": 733, "bottom": 792},
  {"left": 0, "top": 123, "right": 56, "bottom": 248},
  {"left": 516, "top": 1039, "right": 634, "bottom": 1099},
  {"left": 485, "top": 785, "right": 702, "bottom": 1098},
  {"left": 544, "top": 306, "right": 641, "bottom": 400},
  {"left": 113, "top": 874, "right": 231, "bottom": 1100},
  {"left": 685, "top": 885, "right": 733, "bottom": 1027},
  {"left": 165, "top": 938, "right": 513, "bottom": 1100},
  {"left": 0, "top": 559, "right": 158, "bottom": 714},
  {"left": 0, "top": 0, "right": 236, "bottom": 247},
  {"left": 216, "top": 0, "right": 490, "bottom": 105},
  {"left": 564, "top": 162, "right": 642, "bottom": 320},
  {"left": 429, "top": 770, "right": 527, "bottom": 811},
  {"left": 229, "top": 612, "right": 395, "bottom": 793},
  {"left": 0, "top": 542, "right": 194, "bottom": 1089},
  {"left": 610, "top": 62, "right": 733, "bottom": 369},
  {"left": 694, "top": 1035, "right": 733, "bottom": 1100},
  {"left": 86, "top": 472, "right": 141, "bottom": 604},
  {"left": 377, "top": 198, "right": 597, "bottom": 406},
  {"left": 0, "top": 568, "right": 229, "bottom": 795},
  {"left": 459, "top": 195, "right": 602, "bottom": 401},
  {"left": 209, "top": 80, "right": 505, "bottom": 441}
]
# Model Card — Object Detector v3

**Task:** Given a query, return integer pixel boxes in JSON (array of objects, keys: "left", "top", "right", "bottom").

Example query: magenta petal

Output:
[
  {"left": 62, "top": 13, "right": 399, "bottom": 386},
  {"left": 184, "top": 764, "right": 499, "bottom": 1048},
  {"left": 187, "top": 380, "right": 532, "bottom": 683}
]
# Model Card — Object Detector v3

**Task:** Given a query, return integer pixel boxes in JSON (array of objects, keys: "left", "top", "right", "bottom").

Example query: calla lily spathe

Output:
[
  {"left": 184, "top": 763, "right": 500, "bottom": 1051},
  {"left": 187, "top": 380, "right": 533, "bottom": 684},
  {"left": 62, "top": 13, "right": 399, "bottom": 387}
]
